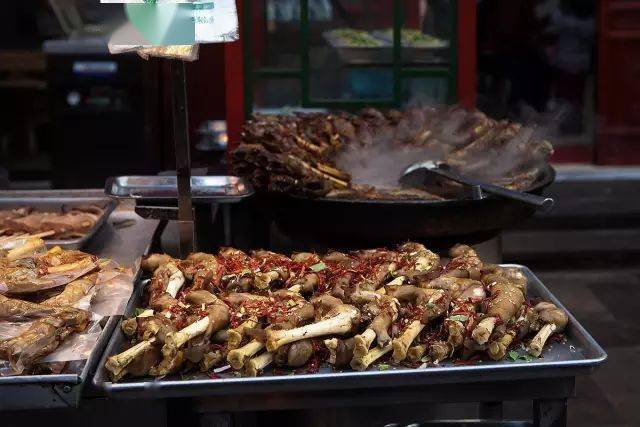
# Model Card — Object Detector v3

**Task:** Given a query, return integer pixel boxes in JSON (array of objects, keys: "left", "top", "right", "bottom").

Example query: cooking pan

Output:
[{"left": 267, "top": 165, "right": 556, "bottom": 251}]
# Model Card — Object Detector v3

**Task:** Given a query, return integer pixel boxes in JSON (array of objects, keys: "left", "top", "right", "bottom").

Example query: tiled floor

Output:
[{"left": 537, "top": 269, "right": 640, "bottom": 427}]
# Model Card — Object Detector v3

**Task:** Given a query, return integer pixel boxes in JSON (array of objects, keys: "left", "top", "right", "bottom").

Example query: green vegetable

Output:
[
  {"left": 378, "top": 28, "right": 448, "bottom": 48},
  {"left": 449, "top": 314, "right": 468, "bottom": 322},
  {"left": 310, "top": 262, "right": 327, "bottom": 272},
  {"left": 377, "top": 364, "right": 391, "bottom": 371},
  {"left": 330, "top": 28, "right": 383, "bottom": 47},
  {"left": 133, "top": 308, "right": 147, "bottom": 317},
  {"left": 507, "top": 350, "right": 534, "bottom": 362},
  {"left": 520, "top": 354, "right": 534, "bottom": 362}
]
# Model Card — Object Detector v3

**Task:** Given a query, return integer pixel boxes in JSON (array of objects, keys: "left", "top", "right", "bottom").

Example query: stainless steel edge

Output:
[
  {"left": 93, "top": 265, "right": 607, "bottom": 399},
  {"left": 0, "top": 373, "right": 79, "bottom": 385},
  {"left": 0, "top": 196, "right": 118, "bottom": 250},
  {"left": 104, "top": 176, "right": 254, "bottom": 203},
  {"left": 504, "top": 264, "right": 607, "bottom": 364},
  {"left": 0, "top": 211, "right": 151, "bottom": 408}
]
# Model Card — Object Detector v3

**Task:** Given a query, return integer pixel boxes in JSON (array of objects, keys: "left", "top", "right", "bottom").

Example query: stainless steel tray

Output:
[
  {"left": 0, "top": 196, "right": 117, "bottom": 250},
  {"left": 0, "top": 263, "right": 146, "bottom": 411},
  {"left": 105, "top": 176, "right": 254, "bottom": 203},
  {"left": 93, "top": 265, "right": 606, "bottom": 400},
  {"left": 0, "top": 314, "right": 120, "bottom": 410}
]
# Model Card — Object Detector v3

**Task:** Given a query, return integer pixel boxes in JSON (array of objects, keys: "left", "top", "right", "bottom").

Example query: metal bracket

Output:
[
  {"left": 52, "top": 383, "right": 83, "bottom": 408},
  {"left": 171, "top": 59, "right": 194, "bottom": 258}
]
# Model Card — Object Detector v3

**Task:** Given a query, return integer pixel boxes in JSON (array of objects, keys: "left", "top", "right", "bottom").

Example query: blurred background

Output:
[
  {"left": 0, "top": 0, "right": 624, "bottom": 190},
  {"left": 1, "top": 1, "right": 639, "bottom": 426}
]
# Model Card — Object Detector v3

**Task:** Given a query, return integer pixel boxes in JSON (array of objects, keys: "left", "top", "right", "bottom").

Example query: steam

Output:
[
  {"left": 335, "top": 137, "right": 440, "bottom": 189},
  {"left": 334, "top": 105, "right": 554, "bottom": 189}
]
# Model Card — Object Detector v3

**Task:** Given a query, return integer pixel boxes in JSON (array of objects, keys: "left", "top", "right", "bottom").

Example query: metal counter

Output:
[
  {"left": 0, "top": 195, "right": 158, "bottom": 410},
  {"left": 92, "top": 265, "right": 605, "bottom": 426}
]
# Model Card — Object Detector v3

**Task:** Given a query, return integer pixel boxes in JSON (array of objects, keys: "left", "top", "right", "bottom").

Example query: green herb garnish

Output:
[
  {"left": 520, "top": 354, "right": 534, "bottom": 362},
  {"left": 377, "top": 364, "right": 391, "bottom": 371},
  {"left": 449, "top": 314, "right": 468, "bottom": 322},
  {"left": 310, "top": 262, "right": 326, "bottom": 272},
  {"left": 507, "top": 350, "right": 534, "bottom": 362},
  {"left": 133, "top": 308, "right": 146, "bottom": 317}
]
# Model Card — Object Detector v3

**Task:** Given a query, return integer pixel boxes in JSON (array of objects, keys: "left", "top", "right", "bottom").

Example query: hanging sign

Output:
[{"left": 104, "top": 0, "right": 239, "bottom": 60}]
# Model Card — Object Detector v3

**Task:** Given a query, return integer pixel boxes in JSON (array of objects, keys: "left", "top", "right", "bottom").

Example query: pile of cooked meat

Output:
[
  {"left": 0, "top": 205, "right": 104, "bottom": 239},
  {"left": 232, "top": 106, "right": 554, "bottom": 200},
  {"left": 105, "top": 243, "right": 568, "bottom": 381},
  {"left": 0, "top": 233, "right": 122, "bottom": 375}
]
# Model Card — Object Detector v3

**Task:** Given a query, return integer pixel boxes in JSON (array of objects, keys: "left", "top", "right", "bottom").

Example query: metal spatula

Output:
[{"left": 400, "top": 161, "right": 555, "bottom": 211}]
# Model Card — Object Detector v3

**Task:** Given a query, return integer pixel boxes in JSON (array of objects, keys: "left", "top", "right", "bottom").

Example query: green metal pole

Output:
[
  {"left": 449, "top": 0, "right": 459, "bottom": 103},
  {"left": 392, "top": 0, "right": 402, "bottom": 107}
]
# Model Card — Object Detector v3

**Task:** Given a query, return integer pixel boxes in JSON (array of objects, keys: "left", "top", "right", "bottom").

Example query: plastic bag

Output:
[
  {"left": 90, "top": 267, "right": 135, "bottom": 317},
  {"left": 0, "top": 265, "right": 135, "bottom": 373},
  {"left": 0, "top": 260, "right": 98, "bottom": 295},
  {"left": 40, "top": 322, "right": 103, "bottom": 363},
  {"left": 0, "top": 321, "right": 31, "bottom": 340}
]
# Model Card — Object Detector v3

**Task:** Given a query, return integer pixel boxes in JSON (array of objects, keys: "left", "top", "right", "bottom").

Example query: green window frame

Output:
[{"left": 243, "top": 0, "right": 458, "bottom": 116}]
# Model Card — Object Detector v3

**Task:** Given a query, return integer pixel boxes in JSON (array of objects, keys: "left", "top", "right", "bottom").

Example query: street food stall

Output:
[{"left": 0, "top": 1, "right": 621, "bottom": 427}]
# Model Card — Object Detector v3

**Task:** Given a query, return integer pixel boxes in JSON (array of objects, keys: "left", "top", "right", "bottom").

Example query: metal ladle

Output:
[{"left": 400, "top": 161, "right": 555, "bottom": 211}]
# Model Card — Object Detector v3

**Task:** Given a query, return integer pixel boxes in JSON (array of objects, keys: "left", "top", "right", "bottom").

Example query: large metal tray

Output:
[
  {"left": 105, "top": 176, "right": 254, "bottom": 203},
  {"left": 93, "top": 265, "right": 606, "bottom": 400},
  {"left": 0, "top": 314, "right": 120, "bottom": 410},
  {"left": 0, "top": 202, "right": 155, "bottom": 410},
  {"left": 0, "top": 196, "right": 117, "bottom": 250},
  {"left": 0, "top": 264, "right": 146, "bottom": 411}
]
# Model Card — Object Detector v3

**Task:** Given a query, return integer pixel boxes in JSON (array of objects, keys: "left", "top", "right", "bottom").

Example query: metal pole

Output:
[{"left": 172, "top": 59, "right": 194, "bottom": 257}]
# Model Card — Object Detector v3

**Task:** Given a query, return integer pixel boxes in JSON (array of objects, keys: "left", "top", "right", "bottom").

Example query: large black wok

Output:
[{"left": 267, "top": 165, "right": 556, "bottom": 252}]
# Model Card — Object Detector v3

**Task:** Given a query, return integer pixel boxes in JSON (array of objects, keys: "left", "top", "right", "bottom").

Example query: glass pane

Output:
[
  {"left": 251, "top": 0, "right": 301, "bottom": 69},
  {"left": 401, "top": 0, "right": 453, "bottom": 65},
  {"left": 308, "top": 0, "right": 395, "bottom": 101},
  {"left": 310, "top": 67, "right": 393, "bottom": 101},
  {"left": 401, "top": 77, "right": 448, "bottom": 106},
  {"left": 476, "top": 0, "right": 597, "bottom": 161},
  {"left": 253, "top": 79, "right": 301, "bottom": 111}
]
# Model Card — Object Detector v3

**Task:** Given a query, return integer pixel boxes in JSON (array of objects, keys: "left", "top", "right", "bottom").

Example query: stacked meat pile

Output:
[
  {"left": 232, "top": 107, "right": 554, "bottom": 200},
  {"left": 106, "top": 243, "right": 568, "bottom": 381},
  {"left": 0, "top": 233, "right": 129, "bottom": 375},
  {"left": 0, "top": 205, "right": 104, "bottom": 239}
]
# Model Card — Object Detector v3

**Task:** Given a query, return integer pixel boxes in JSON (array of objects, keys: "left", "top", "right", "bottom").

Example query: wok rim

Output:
[{"left": 285, "top": 164, "right": 556, "bottom": 207}]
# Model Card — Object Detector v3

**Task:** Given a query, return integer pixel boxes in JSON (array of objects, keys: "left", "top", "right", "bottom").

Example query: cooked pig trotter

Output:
[
  {"left": 265, "top": 306, "right": 358, "bottom": 352},
  {"left": 528, "top": 324, "right": 556, "bottom": 357},
  {"left": 353, "top": 329, "right": 376, "bottom": 358},
  {"left": 163, "top": 317, "right": 210, "bottom": 355},
  {"left": 106, "top": 338, "right": 156, "bottom": 380},
  {"left": 392, "top": 320, "right": 425, "bottom": 362},
  {"left": 227, "top": 339, "right": 265, "bottom": 369},
  {"left": 164, "top": 263, "right": 185, "bottom": 298},
  {"left": 472, "top": 317, "right": 497, "bottom": 345},
  {"left": 227, "top": 318, "right": 258, "bottom": 350},
  {"left": 407, "top": 344, "right": 426, "bottom": 362},
  {"left": 351, "top": 344, "right": 392, "bottom": 371},
  {"left": 244, "top": 351, "right": 274, "bottom": 377},
  {"left": 527, "top": 302, "right": 568, "bottom": 357}
]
